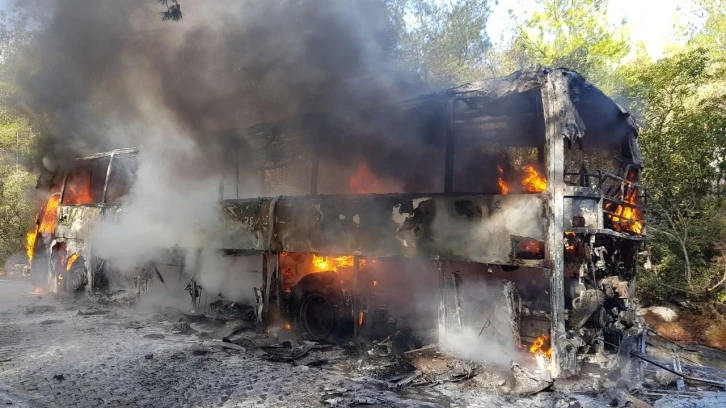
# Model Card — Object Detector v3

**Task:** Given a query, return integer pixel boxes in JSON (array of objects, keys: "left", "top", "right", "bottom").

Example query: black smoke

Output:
[{"left": 15, "top": 0, "right": 424, "bottom": 181}]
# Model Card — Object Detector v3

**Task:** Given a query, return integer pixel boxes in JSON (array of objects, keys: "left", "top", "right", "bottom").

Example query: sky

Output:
[{"left": 487, "top": 0, "right": 703, "bottom": 59}]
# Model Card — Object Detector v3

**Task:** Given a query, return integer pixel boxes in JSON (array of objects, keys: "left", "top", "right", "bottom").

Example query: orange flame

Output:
[
  {"left": 517, "top": 240, "right": 544, "bottom": 257},
  {"left": 32, "top": 287, "right": 45, "bottom": 295},
  {"left": 529, "top": 335, "right": 552, "bottom": 359},
  {"left": 522, "top": 165, "right": 547, "bottom": 193},
  {"left": 605, "top": 171, "right": 644, "bottom": 235},
  {"left": 358, "top": 311, "right": 364, "bottom": 326},
  {"left": 26, "top": 195, "right": 61, "bottom": 265},
  {"left": 63, "top": 172, "right": 95, "bottom": 205},
  {"left": 349, "top": 162, "right": 381, "bottom": 194},
  {"left": 497, "top": 166, "right": 509, "bottom": 195},
  {"left": 284, "top": 322, "right": 291, "bottom": 330},
  {"left": 607, "top": 190, "right": 643, "bottom": 235},
  {"left": 311, "top": 255, "right": 360, "bottom": 272},
  {"left": 348, "top": 162, "right": 400, "bottom": 194},
  {"left": 66, "top": 253, "right": 80, "bottom": 271},
  {"left": 25, "top": 219, "right": 39, "bottom": 264},
  {"left": 39, "top": 195, "right": 60, "bottom": 234}
]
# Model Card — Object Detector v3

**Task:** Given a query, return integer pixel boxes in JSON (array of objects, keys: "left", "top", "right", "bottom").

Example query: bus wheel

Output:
[
  {"left": 66, "top": 256, "right": 88, "bottom": 292},
  {"left": 290, "top": 272, "right": 351, "bottom": 341}
]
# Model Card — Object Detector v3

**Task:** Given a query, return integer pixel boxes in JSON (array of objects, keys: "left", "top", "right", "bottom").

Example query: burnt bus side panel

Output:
[
  {"left": 56, "top": 205, "right": 105, "bottom": 239},
  {"left": 54, "top": 205, "right": 120, "bottom": 291},
  {"left": 220, "top": 194, "right": 546, "bottom": 265}
]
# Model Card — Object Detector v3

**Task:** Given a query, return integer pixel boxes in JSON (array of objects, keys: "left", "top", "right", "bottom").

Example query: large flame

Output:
[
  {"left": 522, "top": 165, "right": 547, "bottom": 193},
  {"left": 63, "top": 171, "right": 95, "bottom": 205},
  {"left": 25, "top": 195, "right": 61, "bottom": 265},
  {"left": 25, "top": 215, "right": 39, "bottom": 264},
  {"left": 497, "top": 165, "right": 547, "bottom": 195},
  {"left": 311, "top": 255, "right": 356, "bottom": 272},
  {"left": 529, "top": 335, "right": 552, "bottom": 359}
]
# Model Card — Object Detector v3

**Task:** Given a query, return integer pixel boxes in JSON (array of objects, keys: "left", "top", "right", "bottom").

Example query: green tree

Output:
[
  {"left": 507, "top": 0, "right": 629, "bottom": 87},
  {"left": 0, "top": 8, "right": 38, "bottom": 269},
  {"left": 618, "top": 48, "right": 726, "bottom": 302},
  {"left": 389, "top": 0, "right": 493, "bottom": 84}
]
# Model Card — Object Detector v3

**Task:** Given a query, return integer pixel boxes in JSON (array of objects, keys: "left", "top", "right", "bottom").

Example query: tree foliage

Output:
[
  {"left": 0, "top": 8, "right": 38, "bottom": 269},
  {"left": 508, "top": 0, "right": 629, "bottom": 87},
  {"left": 617, "top": 49, "right": 726, "bottom": 302},
  {"left": 389, "top": 0, "right": 493, "bottom": 84}
]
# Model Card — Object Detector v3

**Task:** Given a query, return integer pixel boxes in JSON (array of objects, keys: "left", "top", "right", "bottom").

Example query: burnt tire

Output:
[
  {"left": 68, "top": 266, "right": 87, "bottom": 292},
  {"left": 290, "top": 272, "right": 351, "bottom": 341},
  {"left": 66, "top": 257, "right": 88, "bottom": 292}
]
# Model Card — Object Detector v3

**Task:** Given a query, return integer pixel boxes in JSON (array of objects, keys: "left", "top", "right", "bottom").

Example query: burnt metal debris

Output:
[{"left": 26, "top": 66, "right": 647, "bottom": 380}]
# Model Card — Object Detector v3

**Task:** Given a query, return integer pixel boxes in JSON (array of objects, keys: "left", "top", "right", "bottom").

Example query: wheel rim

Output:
[{"left": 300, "top": 294, "right": 335, "bottom": 339}]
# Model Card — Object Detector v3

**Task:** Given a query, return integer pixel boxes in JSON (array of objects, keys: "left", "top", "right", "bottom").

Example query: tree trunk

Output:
[{"left": 679, "top": 238, "right": 693, "bottom": 289}]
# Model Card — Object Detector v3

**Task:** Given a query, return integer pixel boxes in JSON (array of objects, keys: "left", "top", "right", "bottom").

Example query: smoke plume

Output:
[{"left": 14, "top": 0, "right": 425, "bottom": 289}]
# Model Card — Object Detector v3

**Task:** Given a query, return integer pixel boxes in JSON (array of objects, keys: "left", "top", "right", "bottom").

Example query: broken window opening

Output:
[
  {"left": 452, "top": 90, "right": 547, "bottom": 195},
  {"left": 61, "top": 157, "right": 109, "bottom": 205},
  {"left": 105, "top": 153, "right": 138, "bottom": 204}
]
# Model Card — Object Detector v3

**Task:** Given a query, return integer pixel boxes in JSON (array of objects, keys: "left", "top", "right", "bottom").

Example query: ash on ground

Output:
[{"left": 2, "top": 280, "right": 726, "bottom": 408}]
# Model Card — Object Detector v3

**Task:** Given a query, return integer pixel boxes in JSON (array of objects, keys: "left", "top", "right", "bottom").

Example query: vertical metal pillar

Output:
[
  {"left": 542, "top": 79, "right": 568, "bottom": 378},
  {"left": 438, "top": 261, "right": 448, "bottom": 343},
  {"left": 443, "top": 100, "right": 456, "bottom": 194},
  {"left": 262, "top": 251, "right": 271, "bottom": 321},
  {"left": 451, "top": 271, "right": 463, "bottom": 330},
  {"left": 275, "top": 252, "right": 282, "bottom": 318},
  {"left": 190, "top": 247, "right": 203, "bottom": 313},
  {"left": 101, "top": 153, "right": 115, "bottom": 204},
  {"left": 352, "top": 255, "right": 361, "bottom": 341}
]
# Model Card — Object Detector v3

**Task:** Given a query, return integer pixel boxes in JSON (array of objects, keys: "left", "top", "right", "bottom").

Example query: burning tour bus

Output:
[
  {"left": 26, "top": 66, "right": 646, "bottom": 378},
  {"left": 26, "top": 148, "right": 139, "bottom": 294}
]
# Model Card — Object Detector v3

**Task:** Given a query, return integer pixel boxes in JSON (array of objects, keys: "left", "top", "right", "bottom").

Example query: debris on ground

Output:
[
  {"left": 606, "top": 386, "right": 653, "bottom": 408},
  {"left": 208, "top": 299, "right": 258, "bottom": 322},
  {"left": 24, "top": 305, "right": 55, "bottom": 314},
  {"left": 263, "top": 342, "right": 315, "bottom": 362},
  {"left": 401, "top": 344, "right": 478, "bottom": 385},
  {"left": 510, "top": 362, "right": 552, "bottom": 395},
  {"left": 214, "top": 341, "right": 246, "bottom": 353},
  {"left": 38, "top": 319, "right": 64, "bottom": 325},
  {"left": 6, "top": 280, "right": 726, "bottom": 408},
  {"left": 125, "top": 320, "right": 143, "bottom": 329},
  {"left": 172, "top": 319, "right": 197, "bottom": 335},
  {"left": 197, "top": 318, "right": 252, "bottom": 341},
  {"left": 77, "top": 309, "right": 111, "bottom": 316}
]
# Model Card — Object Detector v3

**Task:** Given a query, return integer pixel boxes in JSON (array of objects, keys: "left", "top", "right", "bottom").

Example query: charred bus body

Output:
[
  {"left": 27, "top": 148, "right": 139, "bottom": 294},
  {"left": 27, "top": 67, "right": 645, "bottom": 378}
]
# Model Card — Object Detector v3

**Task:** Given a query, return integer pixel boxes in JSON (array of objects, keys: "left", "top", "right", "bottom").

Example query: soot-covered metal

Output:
[{"left": 27, "top": 66, "right": 646, "bottom": 380}]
